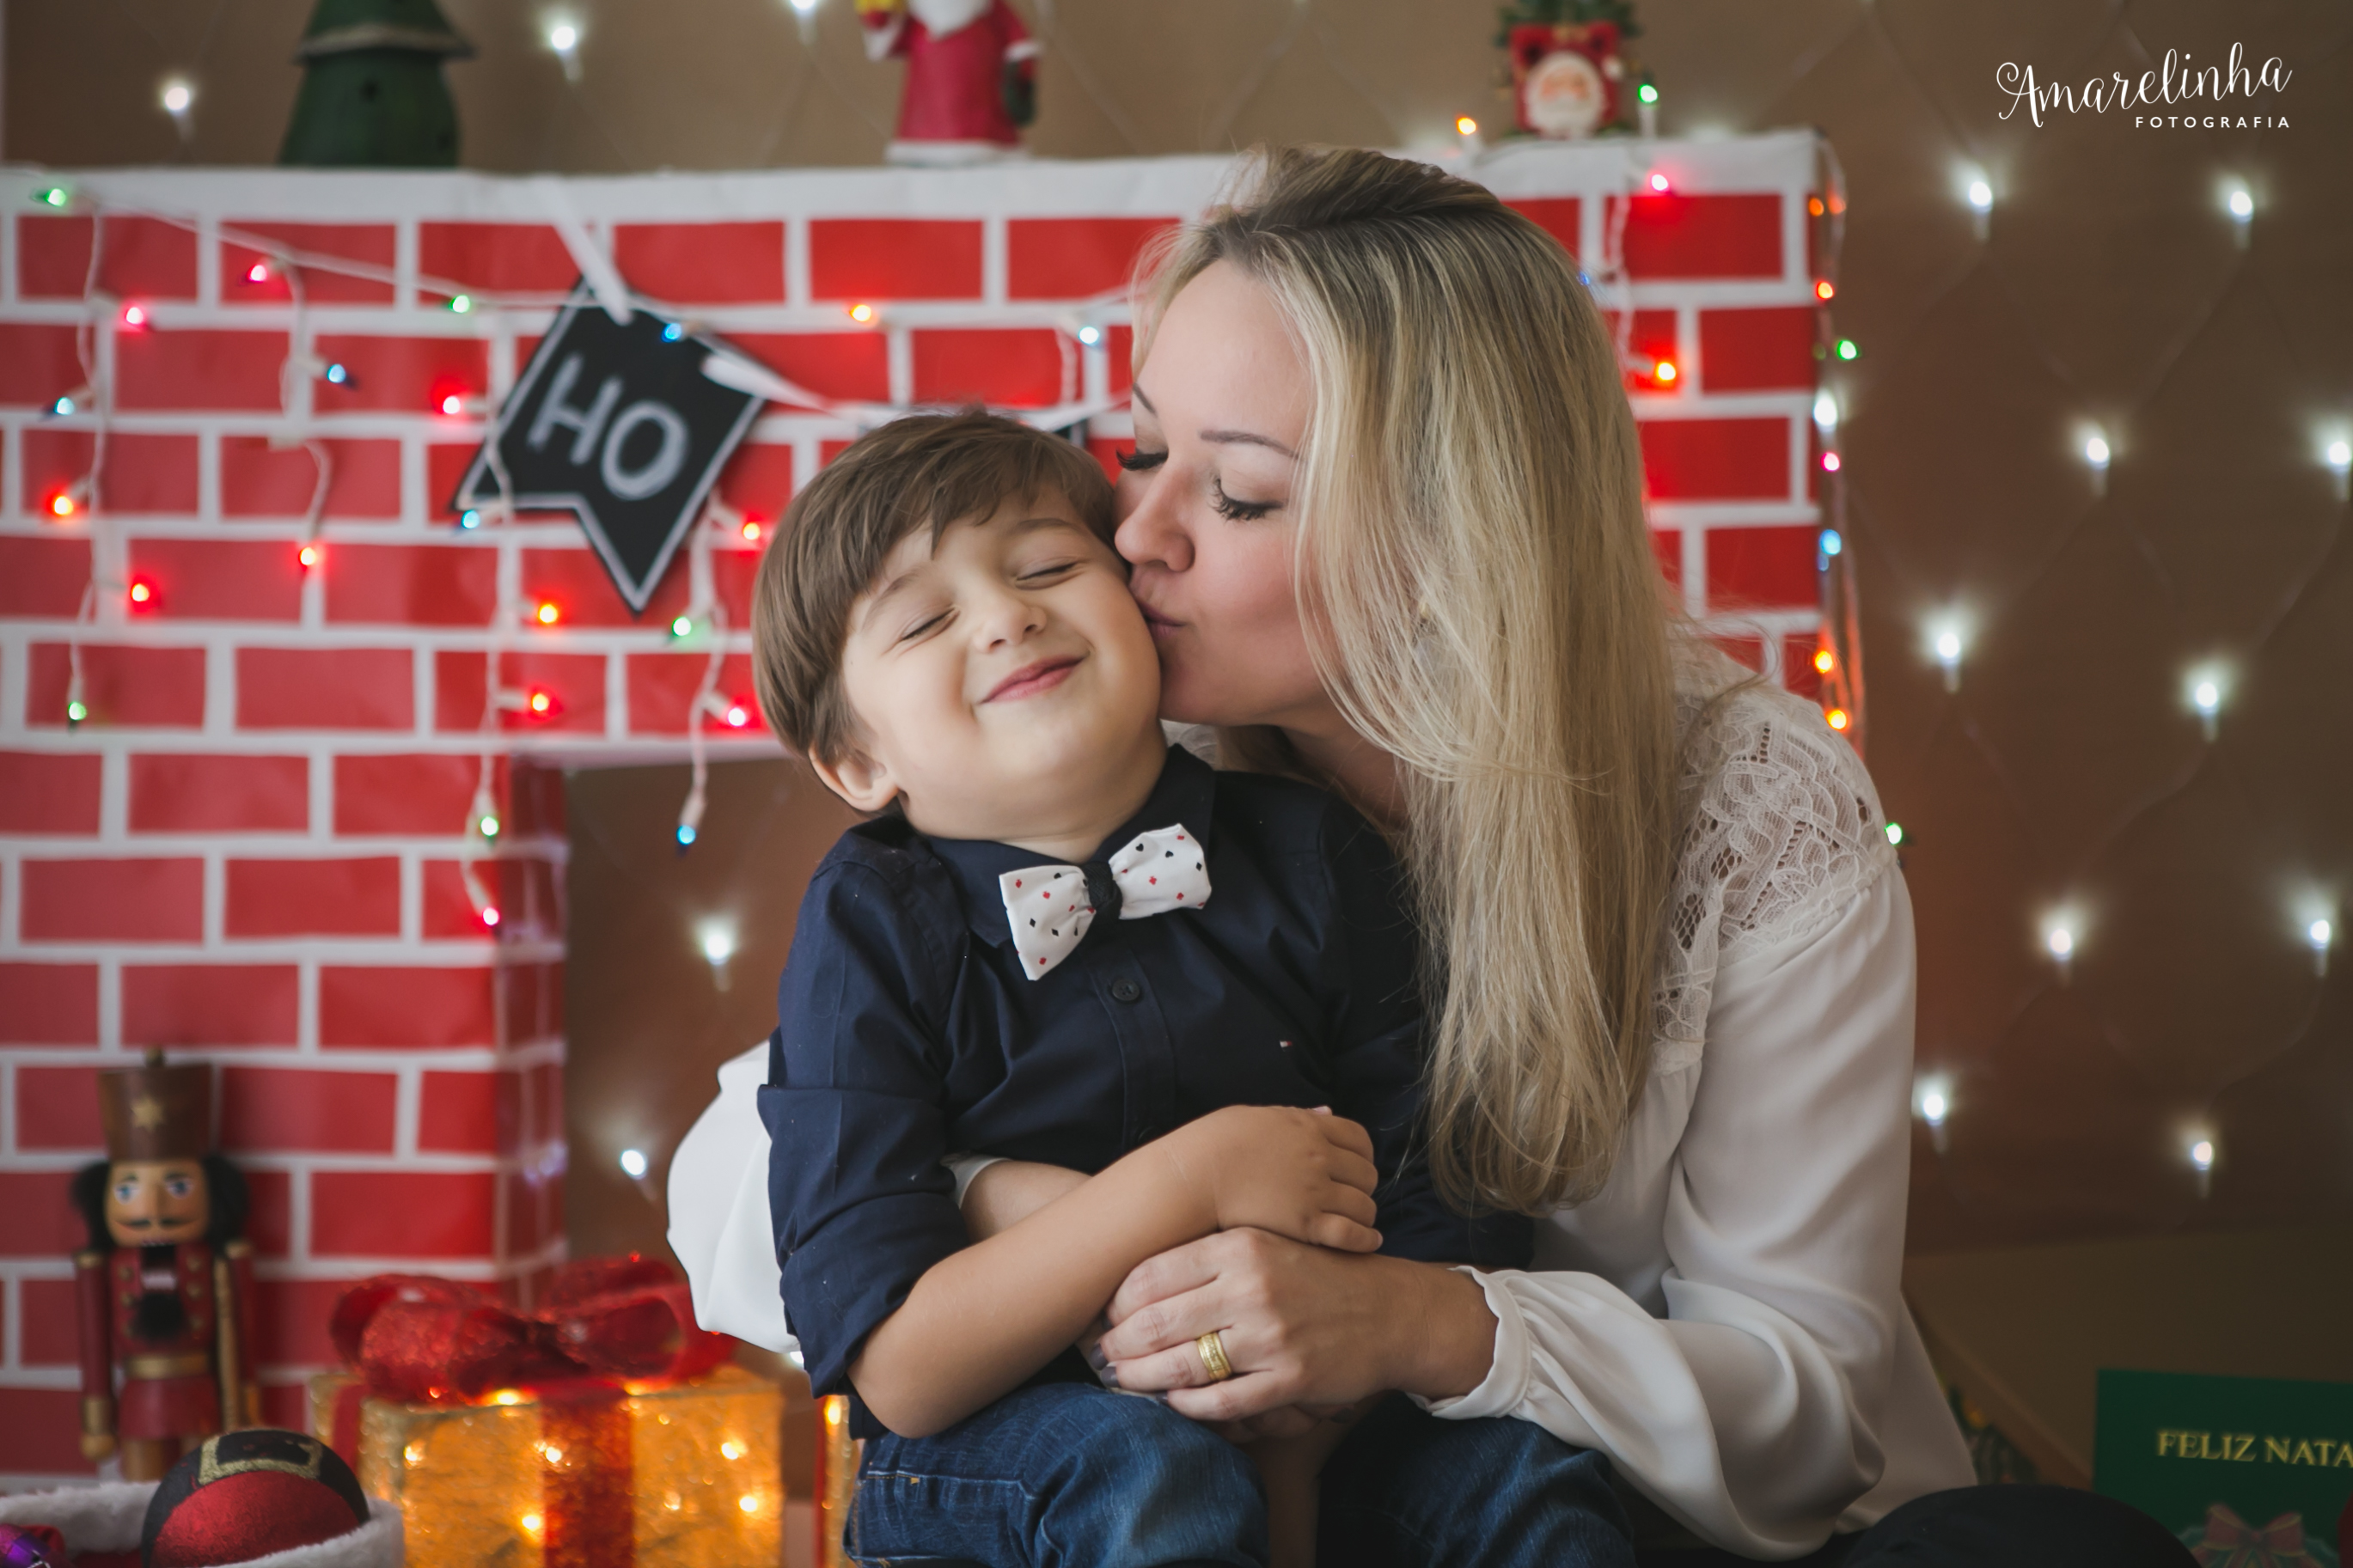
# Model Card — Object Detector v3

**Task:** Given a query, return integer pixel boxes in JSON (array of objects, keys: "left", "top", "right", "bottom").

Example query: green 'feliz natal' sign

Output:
[{"left": 2096, "top": 1369, "right": 2353, "bottom": 1564}]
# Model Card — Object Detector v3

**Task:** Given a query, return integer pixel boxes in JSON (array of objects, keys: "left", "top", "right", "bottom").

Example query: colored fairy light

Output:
[
  {"left": 1821, "top": 451, "right": 1841, "bottom": 473},
  {"left": 1884, "top": 821, "right": 1905, "bottom": 846},
  {"left": 1807, "top": 196, "right": 1825, "bottom": 217},
  {"left": 298, "top": 544, "right": 321, "bottom": 569},
  {"left": 477, "top": 813, "right": 501, "bottom": 839},
  {"left": 1456, "top": 116, "right": 1478, "bottom": 136},
  {"left": 724, "top": 703, "right": 750, "bottom": 728},
  {"left": 671, "top": 614, "right": 694, "bottom": 637},
  {"left": 742, "top": 519, "right": 763, "bottom": 541},
  {"left": 323, "top": 363, "right": 349, "bottom": 384},
  {"left": 481, "top": 905, "right": 502, "bottom": 928},
  {"left": 1814, "top": 279, "right": 1836, "bottom": 301},
  {"left": 721, "top": 1439, "right": 747, "bottom": 1461},
  {"left": 1077, "top": 324, "right": 1103, "bottom": 346},
  {"left": 38, "top": 186, "right": 70, "bottom": 208},
  {"left": 1647, "top": 173, "right": 1671, "bottom": 193},
  {"left": 52, "top": 395, "right": 76, "bottom": 416},
  {"left": 2226, "top": 188, "right": 2253, "bottom": 222},
  {"left": 847, "top": 302, "right": 877, "bottom": 325},
  {"left": 66, "top": 699, "right": 89, "bottom": 723},
  {"left": 1638, "top": 82, "right": 1659, "bottom": 106},
  {"left": 459, "top": 509, "right": 482, "bottom": 529},
  {"left": 1824, "top": 707, "right": 1850, "bottom": 731},
  {"left": 738, "top": 1495, "right": 761, "bottom": 1516},
  {"left": 448, "top": 294, "right": 474, "bottom": 314},
  {"left": 1818, "top": 528, "right": 1843, "bottom": 557},
  {"left": 675, "top": 823, "right": 698, "bottom": 847},
  {"left": 528, "top": 690, "right": 553, "bottom": 714},
  {"left": 1812, "top": 391, "right": 1838, "bottom": 430},
  {"left": 535, "top": 601, "right": 560, "bottom": 625},
  {"left": 1835, "top": 339, "right": 1858, "bottom": 361},
  {"left": 128, "top": 579, "right": 155, "bottom": 606},
  {"left": 662, "top": 322, "right": 683, "bottom": 341},
  {"left": 1813, "top": 647, "right": 1837, "bottom": 674},
  {"left": 121, "top": 303, "right": 149, "bottom": 329},
  {"left": 620, "top": 1148, "right": 649, "bottom": 1178},
  {"left": 440, "top": 394, "right": 465, "bottom": 416},
  {"left": 1966, "top": 180, "right": 1993, "bottom": 212},
  {"left": 48, "top": 491, "right": 76, "bottom": 519},
  {"left": 1653, "top": 359, "right": 1677, "bottom": 384},
  {"left": 246, "top": 260, "right": 271, "bottom": 284}
]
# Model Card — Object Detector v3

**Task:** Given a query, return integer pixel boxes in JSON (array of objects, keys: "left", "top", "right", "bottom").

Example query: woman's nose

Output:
[{"left": 1115, "top": 473, "right": 1194, "bottom": 574}]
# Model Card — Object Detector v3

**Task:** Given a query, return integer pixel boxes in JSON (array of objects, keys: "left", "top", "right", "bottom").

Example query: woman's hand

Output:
[
  {"left": 1154, "top": 1106, "right": 1382, "bottom": 1254},
  {"left": 1097, "top": 1229, "right": 1500, "bottom": 1425}
]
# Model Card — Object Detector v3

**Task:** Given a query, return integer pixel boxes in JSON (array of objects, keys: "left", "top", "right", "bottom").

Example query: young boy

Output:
[{"left": 752, "top": 412, "right": 1626, "bottom": 1567}]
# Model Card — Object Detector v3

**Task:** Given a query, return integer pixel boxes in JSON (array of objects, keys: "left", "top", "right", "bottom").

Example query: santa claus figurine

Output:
[
  {"left": 857, "top": 0, "right": 1039, "bottom": 164},
  {"left": 70, "top": 1051, "right": 258, "bottom": 1481}
]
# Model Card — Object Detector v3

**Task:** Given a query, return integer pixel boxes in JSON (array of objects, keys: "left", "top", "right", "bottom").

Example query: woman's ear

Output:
[{"left": 809, "top": 743, "right": 899, "bottom": 815}]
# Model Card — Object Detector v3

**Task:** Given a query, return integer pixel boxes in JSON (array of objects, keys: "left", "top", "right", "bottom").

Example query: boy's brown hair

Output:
[{"left": 752, "top": 410, "right": 1118, "bottom": 764}]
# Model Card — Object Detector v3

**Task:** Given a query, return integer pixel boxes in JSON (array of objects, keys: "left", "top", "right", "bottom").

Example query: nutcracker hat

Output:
[{"left": 98, "top": 1049, "right": 213, "bottom": 1163}]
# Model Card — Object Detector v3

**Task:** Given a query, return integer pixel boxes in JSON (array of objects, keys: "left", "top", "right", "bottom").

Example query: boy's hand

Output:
[{"left": 1157, "top": 1106, "right": 1381, "bottom": 1254}]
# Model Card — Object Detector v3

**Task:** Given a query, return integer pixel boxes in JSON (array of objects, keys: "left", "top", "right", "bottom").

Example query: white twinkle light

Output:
[
  {"left": 1913, "top": 1077, "right": 1953, "bottom": 1153},
  {"left": 1965, "top": 180, "right": 1993, "bottom": 213},
  {"left": 547, "top": 21, "right": 578, "bottom": 50},
  {"left": 2083, "top": 435, "right": 2110, "bottom": 468},
  {"left": 2043, "top": 913, "right": 2080, "bottom": 978},
  {"left": 1928, "top": 617, "right": 1967, "bottom": 692},
  {"left": 2187, "top": 1135, "right": 2215, "bottom": 1198},
  {"left": 2310, "top": 918, "right": 2333, "bottom": 977},
  {"left": 790, "top": 0, "right": 819, "bottom": 11},
  {"left": 619, "top": 1148, "right": 649, "bottom": 1179},
  {"left": 1921, "top": 1089, "right": 1947, "bottom": 1126},
  {"left": 2046, "top": 927, "right": 2074, "bottom": 960},
  {"left": 2326, "top": 439, "right": 2350, "bottom": 500},
  {"left": 161, "top": 80, "right": 193, "bottom": 115},
  {"left": 1812, "top": 391, "right": 1838, "bottom": 432},
  {"left": 2226, "top": 188, "right": 2252, "bottom": 222},
  {"left": 2185, "top": 665, "right": 2228, "bottom": 739},
  {"left": 700, "top": 921, "right": 736, "bottom": 966}
]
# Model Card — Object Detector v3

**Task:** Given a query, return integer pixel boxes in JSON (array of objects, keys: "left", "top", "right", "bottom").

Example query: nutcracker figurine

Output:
[
  {"left": 69, "top": 1050, "right": 257, "bottom": 1481},
  {"left": 857, "top": 0, "right": 1038, "bottom": 165}
]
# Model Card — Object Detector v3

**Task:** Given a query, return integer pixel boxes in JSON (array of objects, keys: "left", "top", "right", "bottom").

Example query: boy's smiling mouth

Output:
[{"left": 983, "top": 656, "right": 1082, "bottom": 704}]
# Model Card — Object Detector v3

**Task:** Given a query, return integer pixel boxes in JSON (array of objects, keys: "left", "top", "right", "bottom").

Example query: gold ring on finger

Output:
[{"left": 1195, "top": 1329, "right": 1234, "bottom": 1382}]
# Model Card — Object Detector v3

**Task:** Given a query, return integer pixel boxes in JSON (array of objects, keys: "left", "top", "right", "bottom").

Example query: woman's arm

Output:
[
  {"left": 853, "top": 1106, "right": 1381, "bottom": 1437},
  {"left": 1102, "top": 874, "right": 1967, "bottom": 1554}
]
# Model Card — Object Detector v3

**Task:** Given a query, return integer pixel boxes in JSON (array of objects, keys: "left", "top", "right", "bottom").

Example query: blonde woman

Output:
[{"left": 672, "top": 149, "right": 2187, "bottom": 1566}]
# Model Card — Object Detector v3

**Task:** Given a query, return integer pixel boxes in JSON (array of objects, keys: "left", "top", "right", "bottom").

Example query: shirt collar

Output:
[{"left": 926, "top": 745, "right": 1219, "bottom": 948}]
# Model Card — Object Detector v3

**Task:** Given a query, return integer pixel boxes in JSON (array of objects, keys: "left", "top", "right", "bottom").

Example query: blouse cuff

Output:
[
  {"left": 944, "top": 1151, "right": 1005, "bottom": 1206},
  {"left": 1410, "top": 1266, "right": 1533, "bottom": 1422}
]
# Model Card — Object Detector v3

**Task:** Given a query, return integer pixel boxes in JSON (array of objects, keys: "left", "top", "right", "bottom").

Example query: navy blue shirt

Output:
[{"left": 761, "top": 746, "right": 1531, "bottom": 1435}]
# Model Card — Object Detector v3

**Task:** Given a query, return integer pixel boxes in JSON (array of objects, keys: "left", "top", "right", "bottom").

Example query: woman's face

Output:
[{"left": 1115, "top": 262, "right": 1333, "bottom": 733}]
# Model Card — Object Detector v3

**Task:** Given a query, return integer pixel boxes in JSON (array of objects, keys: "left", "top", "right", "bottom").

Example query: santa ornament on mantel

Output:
[
  {"left": 858, "top": 0, "right": 1039, "bottom": 164},
  {"left": 1497, "top": 0, "right": 1647, "bottom": 140}
]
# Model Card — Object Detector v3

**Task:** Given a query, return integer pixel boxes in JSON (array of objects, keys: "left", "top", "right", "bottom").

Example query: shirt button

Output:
[{"left": 1109, "top": 978, "right": 1144, "bottom": 1004}]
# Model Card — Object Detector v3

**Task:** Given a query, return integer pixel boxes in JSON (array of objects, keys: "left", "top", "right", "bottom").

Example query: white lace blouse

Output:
[{"left": 665, "top": 673, "right": 1976, "bottom": 1559}]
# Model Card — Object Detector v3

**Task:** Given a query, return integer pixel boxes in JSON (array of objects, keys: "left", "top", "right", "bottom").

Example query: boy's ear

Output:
[{"left": 808, "top": 742, "right": 899, "bottom": 815}]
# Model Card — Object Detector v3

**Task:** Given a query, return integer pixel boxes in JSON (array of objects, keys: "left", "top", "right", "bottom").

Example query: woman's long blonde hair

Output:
[{"left": 1141, "top": 147, "right": 1679, "bottom": 1212}]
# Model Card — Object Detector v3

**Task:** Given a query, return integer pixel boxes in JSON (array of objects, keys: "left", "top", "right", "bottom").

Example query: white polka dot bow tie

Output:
[{"left": 997, "top": 824, "right": 1211, "bottom": 979}]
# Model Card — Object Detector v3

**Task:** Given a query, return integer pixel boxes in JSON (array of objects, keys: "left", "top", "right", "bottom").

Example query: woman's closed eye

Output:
[
  {"left": 1211, "top": 479, "right": 1280, "bottom": 522},
  {"left": 1116, "top": 447, "right": 1168, "bottom": 473}
]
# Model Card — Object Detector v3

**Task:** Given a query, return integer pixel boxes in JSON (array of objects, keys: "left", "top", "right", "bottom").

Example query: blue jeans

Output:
[{"left": 851, "top": 1383, "right": 1631, "bottom": 1568}]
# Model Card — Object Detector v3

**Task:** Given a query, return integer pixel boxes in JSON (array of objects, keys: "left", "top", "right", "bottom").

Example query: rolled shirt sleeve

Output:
[
  {"left": 763, "top": 859, "right": 970, "bottom": 1402},
  {"left": 1421, "top": 870, "right": 1967, "bottom": 1557}
]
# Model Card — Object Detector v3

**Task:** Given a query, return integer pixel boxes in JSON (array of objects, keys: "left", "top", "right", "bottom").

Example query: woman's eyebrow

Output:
[{"left": 1201, "top": 429, "right": 1296, "bottom": 458}]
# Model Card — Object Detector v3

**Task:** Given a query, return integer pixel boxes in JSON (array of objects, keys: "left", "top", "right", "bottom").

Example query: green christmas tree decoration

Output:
[
  {"left": 1494, "top": 0, "right": 1642, "bottom": 50},
  {"left": 279, "top": 0, "right": 474, "bottom": 168}
]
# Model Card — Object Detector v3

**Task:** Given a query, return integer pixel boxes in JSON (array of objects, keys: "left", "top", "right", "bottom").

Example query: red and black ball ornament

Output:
[{"left": 139, "top": 1431, "right": 369, "bottom": 1568}]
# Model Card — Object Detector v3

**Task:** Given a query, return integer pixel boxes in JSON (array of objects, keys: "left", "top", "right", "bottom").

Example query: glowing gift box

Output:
[
  {"left": 308, "top": 1258, "right": 778, "bottom": 1567},
  {"left": 309, "top": 1364, "right": 780, "bottom": 1567}
]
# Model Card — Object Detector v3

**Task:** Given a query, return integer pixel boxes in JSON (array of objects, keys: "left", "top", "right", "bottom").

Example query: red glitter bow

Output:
[
  {"left": 331, "top": 1254, "right": 732, "bottom": 1404},
  {"left": 2192, "top": 1504, "right": 2313, "bottom": 1568}
]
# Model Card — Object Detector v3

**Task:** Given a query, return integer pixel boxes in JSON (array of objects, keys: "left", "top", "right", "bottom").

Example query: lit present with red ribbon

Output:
[{"left": 306, "top": 1257, "right": 781, "bottom": 1567}]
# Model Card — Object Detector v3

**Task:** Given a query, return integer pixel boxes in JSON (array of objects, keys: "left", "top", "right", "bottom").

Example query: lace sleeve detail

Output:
[{"left": 1653, "top": 669, "right": 1898, "bottom": 1071}]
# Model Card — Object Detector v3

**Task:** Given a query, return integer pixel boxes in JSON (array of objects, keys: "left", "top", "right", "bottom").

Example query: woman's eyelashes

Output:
[
  {"left": 1115, "top": 447, "right": 1168, "bottom": 473},
  {"left": 1211, "top": 479, "right": 1280, "bottom": 522}
]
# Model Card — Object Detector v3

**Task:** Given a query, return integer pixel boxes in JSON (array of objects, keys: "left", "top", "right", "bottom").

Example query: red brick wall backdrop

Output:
[{"left": 0, "top": 137, "right": 1828, "bottom": 1480}]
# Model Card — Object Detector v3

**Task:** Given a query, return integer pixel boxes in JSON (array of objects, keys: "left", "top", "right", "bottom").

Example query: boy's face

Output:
[{"left": 819, "top": 489, "right": 1163, "bottom": 845}]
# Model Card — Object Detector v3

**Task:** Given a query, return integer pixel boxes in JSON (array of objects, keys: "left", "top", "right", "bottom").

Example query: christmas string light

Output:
[
  {"left": 2187, "top": 1134, "right": 2215, "bottom": 1199},
  {"left": 619, "top": 1148, "right": 650, "bottom": 1179}
]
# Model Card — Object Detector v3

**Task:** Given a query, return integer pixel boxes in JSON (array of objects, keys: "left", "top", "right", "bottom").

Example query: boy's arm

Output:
[{"left": 852, "top": 1103, "right": 1378, "bottom": 1437}]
